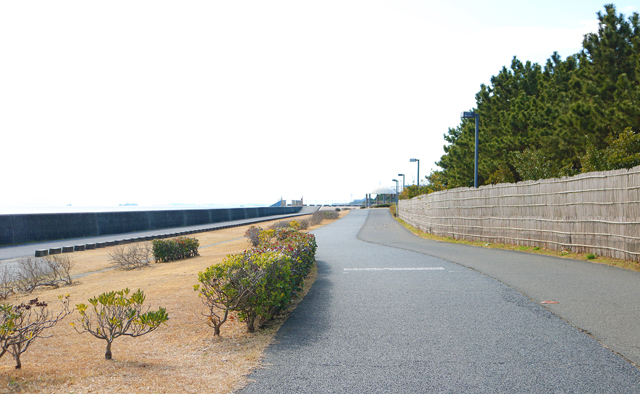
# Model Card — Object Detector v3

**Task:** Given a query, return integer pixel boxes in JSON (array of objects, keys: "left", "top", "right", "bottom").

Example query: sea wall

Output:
[{"left": 0, "top": 206, "right": 302, "bottom": 246}]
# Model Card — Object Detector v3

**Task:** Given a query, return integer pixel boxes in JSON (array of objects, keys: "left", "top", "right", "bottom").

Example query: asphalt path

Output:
[
  {"left": 358, "top": 209, "right": 640, "bottom": 368},
  {"left": 0, "top": 208, "right": 316, "bottom": 261},
  {"left": 241, "top": 209, "right": 640, "bottom": 393}
]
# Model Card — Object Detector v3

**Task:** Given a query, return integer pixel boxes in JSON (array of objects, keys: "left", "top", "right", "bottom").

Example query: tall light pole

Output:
[
  {"left": 461, "top": 111, "right": 480, "bottom": 188},
  {"left": 398, "top": 173, "right": 405, "bottom": 191},
  {"left": 392, "top": 179, "right": 399, "bottom": 209},
  {"left": 409, "top": 158, "right": 420, "bottom": 187}
]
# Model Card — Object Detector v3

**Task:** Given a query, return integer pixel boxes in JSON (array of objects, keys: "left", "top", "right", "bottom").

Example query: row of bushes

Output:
[
  {"left": 256, "top": 210, "right": 340, "bottom": 236},
  {"left": 310, "top": 210, "right": 339, "bottom": 225},
  {"left": 152, "top": 237, "right": 200, "bottom": 263},
  {"left": 0, "top": 218, "right": 326, "bottom": 369},
  {"left": 269, "top": 219, "right": 309, "bottom": 230},
  {"left": 195, "top": 227, "right": 317, "bottom": 335}
]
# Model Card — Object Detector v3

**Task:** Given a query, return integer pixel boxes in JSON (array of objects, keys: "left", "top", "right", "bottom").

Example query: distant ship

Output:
[{"left": 119, "top": 202, "right": 138, "bottom": 206}]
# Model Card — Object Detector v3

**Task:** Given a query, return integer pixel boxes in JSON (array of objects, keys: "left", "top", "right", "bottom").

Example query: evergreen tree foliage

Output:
[
  {"left": 399, "top": 170, "right": 449, "bottom": 199},
  {"left": 436, "top": 4, "right": 640, "bottom": 189}
]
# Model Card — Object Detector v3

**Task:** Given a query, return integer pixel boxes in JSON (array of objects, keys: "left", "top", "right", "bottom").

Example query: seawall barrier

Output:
[{"left": 0, "top": 206, "right": 302, "bottom": 246}]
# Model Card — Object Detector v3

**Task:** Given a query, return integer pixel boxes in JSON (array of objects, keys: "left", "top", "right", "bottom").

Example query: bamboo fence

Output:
[{"left": 398, "top": 165, "right": 640, "bottom": 262}]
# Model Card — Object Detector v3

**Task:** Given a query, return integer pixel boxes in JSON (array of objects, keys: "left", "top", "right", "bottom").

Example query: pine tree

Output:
[{"left": 433, "top": 4, "right": 640, "bottom": 190}]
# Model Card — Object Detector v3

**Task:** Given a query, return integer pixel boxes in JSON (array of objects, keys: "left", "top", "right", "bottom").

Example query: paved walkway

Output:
[
  {"left": 240, "top": 209, "right": 640, "bottom": 393},
  {"left": 358, "top": 209, "right": 640, "bottom": 368}
]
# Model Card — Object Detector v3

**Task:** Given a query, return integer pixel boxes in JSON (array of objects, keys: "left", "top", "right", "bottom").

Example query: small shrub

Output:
[
  {"left": 309, "top": 211, "right": 324, "bottom": 225},
  {"left": 335, "top": 208, "right": 341, "bottom": 212},
  {"left": 289, "top": 220, "right": 300, "bottom": 230},
  {"left": 109, "top": 243, "right": 153, "bottom": 270},
  {"left": 45, "top": 255, "right": 73, "bottom": 286},
  {"left": 0, "top": 295, "right": 71, "bottom": 369},
  {"left": 587, "top": 253, "right": 597, "bottom": 260},
  {"left": 244, "top": 226, "right": 262, "bottom": 247},
  {"left": 533, "top": 246, "right": 540, "bottom": 251},
  {"left": 74, "top": 288, "right": 168, "bottom": 360},
  {"left": 298, "top": 219, "right": 309, "bottom": 230},
  {"left": 195, "top": 261, "right": 265, "bottom": 336},
  {"left": 268, "top": 221, "right": 290, "bottom": 230},
  {"left": 152, "top": 237, "right": 199, "bottom": 263},
  {"left": 0, "top": 266, "right": 16, "bottom": 301},
  {"left": 274, "top": 228, "right": 297, "bottom": 241},
  {"left": 258, "top": 229, "right": 275, "bottom": 244},
  {"left": 323, "top": 211, "right": 339, "bottom": 220},
  {"left": 15, "top": 256, "right": 73, "bottom": 293}
]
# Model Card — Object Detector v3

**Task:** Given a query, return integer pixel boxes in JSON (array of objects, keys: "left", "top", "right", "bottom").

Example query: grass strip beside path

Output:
[{"left": 395, "top": 216, "right": 640, "bottom": 272}]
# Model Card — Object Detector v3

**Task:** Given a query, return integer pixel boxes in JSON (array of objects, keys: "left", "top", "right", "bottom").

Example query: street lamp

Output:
[
  {"left": 398, "top": 173, "right": 405, "bottom": 191},
  {"left": 392, "top": 179, "right": 399, "bottom": 209},
  {"left": 461, "top": 111, "right": 480, "bottom": 188},
  {"left": 409, "top": 158, "right": 420, "bottom": 187}
]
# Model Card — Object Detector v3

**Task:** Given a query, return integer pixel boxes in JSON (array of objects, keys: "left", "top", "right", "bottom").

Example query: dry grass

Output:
[
  {"left": 0, "top": 212, "right": 346, "bottom": 393},
  {"left": 396, "top": 217, "right": 640, "bottom": 272}
]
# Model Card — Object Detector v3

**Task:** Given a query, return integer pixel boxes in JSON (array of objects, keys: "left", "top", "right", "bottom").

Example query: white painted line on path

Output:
[{"left": 344, "top": 267, "right": 445, "bottom": 271}]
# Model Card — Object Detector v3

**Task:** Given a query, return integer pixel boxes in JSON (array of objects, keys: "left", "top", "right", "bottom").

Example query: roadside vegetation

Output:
[
  {"left": 395, "top": 215, "right": 640, "bottom": 272},
  {"left": 0, "top": 210, "right": 347, "bottom": 393},
  {"left": 404, "top": 5, "right": 640, "bottom": 196}
]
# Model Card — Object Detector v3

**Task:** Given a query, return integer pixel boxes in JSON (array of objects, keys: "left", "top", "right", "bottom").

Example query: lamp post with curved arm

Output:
[
  {"left": 461, "top": 111, "right": 480, "bottom": 188},
  {"left": 409, "top": 158, "right": 420, "bottom": 186},
  {"left": 392, "top": 179, "right": 399, "bottom": 215}
]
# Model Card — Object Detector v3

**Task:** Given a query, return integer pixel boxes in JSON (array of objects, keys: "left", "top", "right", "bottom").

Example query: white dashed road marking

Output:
[{"left": 344, "top": 267, "right": 445, "bottom": 271}]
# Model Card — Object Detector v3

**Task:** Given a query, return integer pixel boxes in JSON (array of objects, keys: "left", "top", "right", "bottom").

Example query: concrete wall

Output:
[{"left": 0, "top": 207, "right": 302, "bottom": 246}]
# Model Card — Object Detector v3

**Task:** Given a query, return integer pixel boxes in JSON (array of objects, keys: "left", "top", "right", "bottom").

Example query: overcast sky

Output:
[{"left": 2, "top": 1, "right": 638, "bottom": 209}]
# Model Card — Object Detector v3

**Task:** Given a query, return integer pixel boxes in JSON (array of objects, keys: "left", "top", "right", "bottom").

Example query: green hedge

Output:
[
  {"left": 195, "top": 228, "right": 317, "bottom": 334},
  {"left": 152, "top": 237, "right": 199, "bottom": 263}
]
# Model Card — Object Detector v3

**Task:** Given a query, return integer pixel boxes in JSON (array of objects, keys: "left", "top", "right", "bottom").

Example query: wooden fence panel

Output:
[{"left": 398, "top": 166, "right": 640, "bottom": 262}]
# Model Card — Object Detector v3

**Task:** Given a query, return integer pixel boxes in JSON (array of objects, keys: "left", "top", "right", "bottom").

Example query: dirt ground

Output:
[{"left": 0, "top": 211, "right": 349, "bottom": 393}]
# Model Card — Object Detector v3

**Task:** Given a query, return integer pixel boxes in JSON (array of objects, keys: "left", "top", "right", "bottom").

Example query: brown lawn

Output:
[{"left": 0, "top": 211, "right": 349, "bottom": 393}]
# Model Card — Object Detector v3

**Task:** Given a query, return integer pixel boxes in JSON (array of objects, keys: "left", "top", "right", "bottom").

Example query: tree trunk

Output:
[
  {"left": 12, "top": 344, "right": 21, "bottom": 369},
  {"left": 105, "top": 341, "right": 112, "bottom": 360},
  {"left": 247, "top": 313, "right": 256, "bottom": 333}
]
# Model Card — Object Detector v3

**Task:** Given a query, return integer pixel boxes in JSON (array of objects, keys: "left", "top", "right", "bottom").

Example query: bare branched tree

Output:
[
  {"left": 15, "top": 258, "right": 53, "bottom": 293},
  {"left": 15, "top": 256, "right": 74, "bottom": 293},
  {"left": 0, "top": 295, "right": 71, "bottom": 369},
  {"left": 0, "top": 266, "right": 16, "bottom": 301},
  {"left": 108, "top": 243, "right": 153, "bottom": 270},
  {"left": 44, "top": 255, "right": 73, "bottom": 286}
]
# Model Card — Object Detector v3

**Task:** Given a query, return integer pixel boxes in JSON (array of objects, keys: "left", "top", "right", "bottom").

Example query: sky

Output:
[{"left": 1, "top": 1, "right": 638, "bottom": 208}]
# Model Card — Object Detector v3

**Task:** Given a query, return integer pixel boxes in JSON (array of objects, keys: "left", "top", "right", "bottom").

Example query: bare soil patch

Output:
[{"left": 0, "top": 211, "right": 348, "bottom": 393}]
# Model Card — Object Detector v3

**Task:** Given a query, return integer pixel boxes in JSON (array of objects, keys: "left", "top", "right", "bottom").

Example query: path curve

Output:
[{"left": 240, "top": 210, "right": 640, "bottom": 393}]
